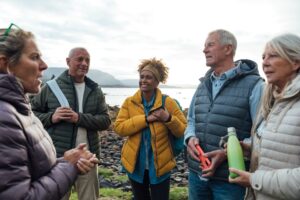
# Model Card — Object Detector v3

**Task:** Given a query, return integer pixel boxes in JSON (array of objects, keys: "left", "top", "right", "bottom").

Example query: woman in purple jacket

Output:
[{"left": 0, "top": 24, "right": 98, "bottom": 200}]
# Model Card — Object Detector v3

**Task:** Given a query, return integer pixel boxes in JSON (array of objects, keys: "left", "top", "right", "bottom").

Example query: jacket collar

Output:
[
  {"left": 131, "top": 88, "right": 164, "bottom": 110},
  {"left": 0, "top": 73, "right": 30, "bottom": 115}
]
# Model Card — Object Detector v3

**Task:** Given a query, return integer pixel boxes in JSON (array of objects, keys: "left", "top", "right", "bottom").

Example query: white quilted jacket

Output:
[{"left": 246, "top": 74, "right": 300, "bottom": 200}]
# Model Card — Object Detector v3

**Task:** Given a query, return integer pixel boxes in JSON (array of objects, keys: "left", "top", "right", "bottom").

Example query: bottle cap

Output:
[
  {"left": 228, "top": 127, "right": 236, "bottom": 132},
  {"left": 227, "top": 127, "right": 236, "bottom": 135}
]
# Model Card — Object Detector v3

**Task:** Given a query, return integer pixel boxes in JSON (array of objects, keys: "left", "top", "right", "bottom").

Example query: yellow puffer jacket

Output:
[{"left": 114, "top": 89, "right": 187, "bottom": 177}]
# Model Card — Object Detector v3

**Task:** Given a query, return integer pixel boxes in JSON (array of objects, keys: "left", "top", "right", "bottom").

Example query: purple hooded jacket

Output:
[{"left": 0, "top": 73, "right": 78, "bottom": 200}]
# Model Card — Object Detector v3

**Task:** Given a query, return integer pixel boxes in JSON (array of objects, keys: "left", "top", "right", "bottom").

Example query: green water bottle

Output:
[{"left": 227, "top": 127, "right": 245, "bottom": 178}]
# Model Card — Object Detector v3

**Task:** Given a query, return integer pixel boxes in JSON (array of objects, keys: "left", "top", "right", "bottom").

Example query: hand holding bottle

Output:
[{"left": 228, "top": 168, "right": 251, "bottom": 187}]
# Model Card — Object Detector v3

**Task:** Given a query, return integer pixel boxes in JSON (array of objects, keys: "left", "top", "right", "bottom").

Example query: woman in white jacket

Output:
[{"left": 229, "top": 33, "right": 300, "bottom": 200}]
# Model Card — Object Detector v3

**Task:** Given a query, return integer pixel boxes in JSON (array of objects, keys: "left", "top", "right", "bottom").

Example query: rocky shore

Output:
[{"left": 98, "top": 106, "right": 189, "bottom": 190}]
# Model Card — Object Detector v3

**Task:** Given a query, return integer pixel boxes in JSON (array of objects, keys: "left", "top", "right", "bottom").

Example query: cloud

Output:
[{"left": 1, "top": 0, "right": 300, "bottom": 85}]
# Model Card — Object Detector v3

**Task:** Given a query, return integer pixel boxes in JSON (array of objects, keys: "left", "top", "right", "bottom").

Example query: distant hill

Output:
[
  {"left": 120, "top": 79, "right": 138, "bottom": 87},
  {"left": 42, "top": 67, "right": 197, "bottom": 88},
  {"left": 42, "top": 67, "right": 123, "bottom": 86}
]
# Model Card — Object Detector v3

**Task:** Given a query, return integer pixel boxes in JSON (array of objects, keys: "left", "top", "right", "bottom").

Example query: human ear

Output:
[
  {"left": 0, "top": 55, "right": 8, "bottom": 73},
  {"left": 292, "top": 60, "right": 300, "bottom": 72},
  {"left": 225, "top": 44, "right": 233, "bottom": 56},
  {"left": 66, "top": 57, "right": 71, "bottom": 67}
]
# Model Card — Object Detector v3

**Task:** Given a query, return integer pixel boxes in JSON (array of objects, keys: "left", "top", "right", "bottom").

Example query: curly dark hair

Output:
[{"left": 137, "top": 57, "right": 169, "bottom": 83}]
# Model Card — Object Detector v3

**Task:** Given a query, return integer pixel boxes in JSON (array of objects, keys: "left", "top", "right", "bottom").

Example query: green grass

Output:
[
  {"left": 112, "top": 174, "right": 128, "bottom": 183},
  {"left": 100, "top": 188, "right": 132, "bottom": 200},
  {"left": 69, "top": 190, "right": 78, "bottom": 200},
  {"left": 99, "top": 168, "right": 114, "bottom": 178},
  {"left": 70, "top": 167, "right": 188, "bottom": 199},
  {"left": 170, "top": 187, "right": 188, "bottom": 200},
  {"left": 71, "top": 186, "right": 188, "bottom": 200}
]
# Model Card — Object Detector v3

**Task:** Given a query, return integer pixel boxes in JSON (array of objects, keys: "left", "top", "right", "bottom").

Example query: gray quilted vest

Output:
[{"left": 188, "top": 60, "right": 262, "bottom": 180}]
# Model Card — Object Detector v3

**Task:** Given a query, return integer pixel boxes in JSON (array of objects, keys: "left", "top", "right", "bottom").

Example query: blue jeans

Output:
[{"left": 188, "top": 170, "right": 245, "bottom": 200}]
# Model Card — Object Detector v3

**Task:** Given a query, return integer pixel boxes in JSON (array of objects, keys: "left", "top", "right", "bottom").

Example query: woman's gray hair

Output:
[
  {"left": 0, "top": 28, "right": 34, "bottom": 68},
  {"left": 265, "top": 33, "right": 300, "bottom": 65},
  {"left": 261, "top": 33, "right": 300, "bottom": 119},
  {"left": 209, "top": 29, "right": 237, "bottom": 56}
]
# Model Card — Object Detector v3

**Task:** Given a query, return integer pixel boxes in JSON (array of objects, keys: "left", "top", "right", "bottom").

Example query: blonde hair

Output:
[
  {"left": 137, "top": 57, "right": 169, "bottom": 84},
  {"left": 261, "top": 33, "right": 300, "bottom": 118},
  {"left": 0, "top": 28, "right": 34, "bottom": 68}
]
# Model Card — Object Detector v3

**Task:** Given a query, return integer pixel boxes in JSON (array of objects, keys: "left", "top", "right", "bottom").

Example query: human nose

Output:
[
  {"left": 203, "top": 46, "right": 208, "bottom": 54},
  {"left": 40, "top": 59, "right": 48, "bottom": 71},
  {"left": 262, "top": 56, "right": 269, "bottom": 67},
  {"left": 81, "top": 59, "right": 89, "bottom": 66}
]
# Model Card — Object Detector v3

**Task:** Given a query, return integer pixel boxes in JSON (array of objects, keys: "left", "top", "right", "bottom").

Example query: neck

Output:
[
  {"left": 142, "top": 90, "right": 155, "bottom": 102},
  {"left": 74, "top": 77, "right": 85, "bottom": 83},
  {"left": 213, "top": 60, "right": 235, "bottom": 76}
]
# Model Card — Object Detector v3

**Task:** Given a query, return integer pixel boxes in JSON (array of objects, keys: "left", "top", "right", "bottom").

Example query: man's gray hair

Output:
[
  {"left": 209, "top": 29, "right": 237, "bottom": 56},
  {"left": 68, "top": 47, "right": 88, "bottom": 58}
]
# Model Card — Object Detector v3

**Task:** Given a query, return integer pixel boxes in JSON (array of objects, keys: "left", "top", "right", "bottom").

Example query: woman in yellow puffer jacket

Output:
[{"left": 114, "top": 58, "right": 187, "bottom": 200}]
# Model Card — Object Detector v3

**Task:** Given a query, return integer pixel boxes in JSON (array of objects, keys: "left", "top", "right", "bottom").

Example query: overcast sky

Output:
[{"left": 1, "top": 0, "right": 300, "bottom": 85}]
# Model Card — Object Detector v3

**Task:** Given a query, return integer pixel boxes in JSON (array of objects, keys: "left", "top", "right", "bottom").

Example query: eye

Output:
[
  {"left": 31, "top": 54, "right": 40, "bottom": 61},
  {"left": 205, "top": 42, "right": 214, "bottom": 48},
  {"left": 77, "top": 57, "right": 84, "bottom": 62},
  {"left": 146, "top": 75, "right": 154, "bottom": 80},
  {"left": 269, "top": 54, "right": 279, "bottom": 58}
]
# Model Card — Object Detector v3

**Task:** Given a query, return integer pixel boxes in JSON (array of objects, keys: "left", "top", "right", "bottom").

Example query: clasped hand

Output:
[
  {"left": 147, "top": 108, "right": 170, "bottom": 123},
  {"left": 64, "top": 143, "right": 99, "bottom": 174},
  {"left": 52, "top": 106, "right": 79, "bottom": 124}
]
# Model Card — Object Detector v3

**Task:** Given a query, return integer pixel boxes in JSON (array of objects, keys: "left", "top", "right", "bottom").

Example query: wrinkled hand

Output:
[
  {"left": 228, "top": 168, "right": 251, "bottom": 187},
  {"left": 52, "top": 107, "right": 79, "bottom": 124},
  {"left": 63, "top": 143, "right": 92, "bottom": 165},
  {"left": 240, "top": 141, "right": 251, "bottom": 158},
  {"left": 187, "top": 137, "right": 200, "bottom": 161},
  {"left": 201, "top": 149, "right": 226, "bottom": 178},
  {"left": 63, "top": 143, "right": 100, "bottom": 174},
  {"left": 77, "top": 154, "right": 99, "bottom": 174}
]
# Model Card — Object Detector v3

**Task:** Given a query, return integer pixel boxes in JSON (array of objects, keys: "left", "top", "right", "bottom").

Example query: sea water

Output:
[{"left": 102, "top": 87, "right": 196, "bottom": 109}]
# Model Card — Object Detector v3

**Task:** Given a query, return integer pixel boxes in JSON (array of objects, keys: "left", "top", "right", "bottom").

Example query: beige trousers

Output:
[{"left": 61, "top": 166, "right": 99, "bottom": 200}]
